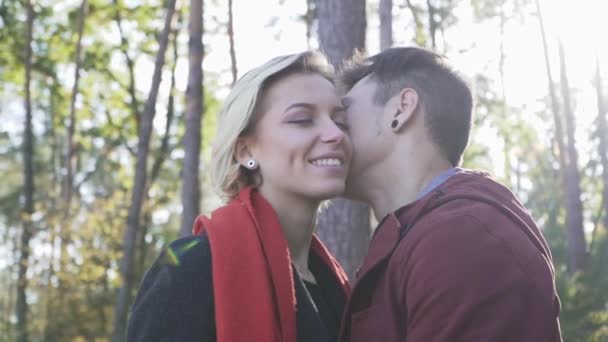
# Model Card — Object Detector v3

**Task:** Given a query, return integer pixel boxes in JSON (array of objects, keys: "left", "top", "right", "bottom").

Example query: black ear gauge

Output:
[{"left": 391, "top": 120, "right": 399, "bottom": 128}]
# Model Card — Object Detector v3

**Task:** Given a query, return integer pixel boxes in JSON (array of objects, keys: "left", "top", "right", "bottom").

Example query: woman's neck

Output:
[{"left": 258, "top": 186, "right": 319, "bottom": 280}]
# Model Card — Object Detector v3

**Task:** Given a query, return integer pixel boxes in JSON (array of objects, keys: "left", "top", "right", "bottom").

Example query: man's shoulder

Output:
[
  {"left": 388, "top": 211, "right": 525, "bottom": 289},
  {"left": 407, "top": 199, "right": 499, "bottom": 240},
  {"left": 390, "top": 204, "right": 550, "bottom": 289},
  {"left": 400, "top": 210, "right": 494, "bottom": 251}
]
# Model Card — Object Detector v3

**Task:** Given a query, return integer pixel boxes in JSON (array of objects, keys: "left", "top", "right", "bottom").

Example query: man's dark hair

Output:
[{"left": 341, "top": 47, "right": 473, "bottom": 166}]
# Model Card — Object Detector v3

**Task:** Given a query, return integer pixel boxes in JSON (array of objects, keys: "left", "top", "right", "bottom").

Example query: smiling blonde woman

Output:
[{"left": 127, "top": 51, "right": 352, "bottom": 342}]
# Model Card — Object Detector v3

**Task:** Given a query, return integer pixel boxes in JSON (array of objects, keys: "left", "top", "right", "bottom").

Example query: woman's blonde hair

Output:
[{"left": 210, "top": 51, "right": 334, "bottom": 201}]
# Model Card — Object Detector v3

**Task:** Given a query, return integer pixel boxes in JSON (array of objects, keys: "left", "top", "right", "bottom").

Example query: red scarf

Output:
[{"left": 193, "top": 186, "right": 350, "bottom": 342}]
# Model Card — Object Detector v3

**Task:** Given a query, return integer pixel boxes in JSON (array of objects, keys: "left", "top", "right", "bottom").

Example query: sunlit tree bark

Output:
[
  {"left": 558, "top": 42, "right": 588, "bottom": 272},
  {"left": 535, "top": 0, "right": 586, "bottom": 273},
  {"left": 593, "top": 58, "right": 608, "bottom": 257}
]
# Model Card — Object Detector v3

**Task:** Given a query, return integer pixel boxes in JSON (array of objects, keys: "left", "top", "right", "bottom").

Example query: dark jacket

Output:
[
  {"left": 340, "top": 170, "right": 562, "bottom": 342},
  {"left": 127, "top": 232, "right": 345, "bottom": 342},
  {"left": 190, "top": 186, "right": 350, "bottom": 342}
]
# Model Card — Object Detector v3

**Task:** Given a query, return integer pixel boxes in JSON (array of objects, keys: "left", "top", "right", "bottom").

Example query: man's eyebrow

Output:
[
  {"left": 332, "top": 105, "right": 346, "bottom": 114},
  {"left": 283, "top": 102, "right": 315, "bottom": 113}
]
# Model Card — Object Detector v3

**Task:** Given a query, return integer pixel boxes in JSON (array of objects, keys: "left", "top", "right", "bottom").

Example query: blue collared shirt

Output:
[{"left": 416, "top": 167, "right": 460, "bottom": 200}]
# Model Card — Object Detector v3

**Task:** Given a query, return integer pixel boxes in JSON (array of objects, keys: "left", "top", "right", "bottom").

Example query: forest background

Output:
[{"left": 1, "top": 0, "right": 608, "bottom": 341}]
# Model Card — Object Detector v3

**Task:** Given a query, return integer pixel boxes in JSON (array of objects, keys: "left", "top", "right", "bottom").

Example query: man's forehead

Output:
[
  {"left": 343, "top": 74, "right": 376, "bottom": 97},
  {"left": 355, "top": 74, "right": 377, "bottom": 89}
]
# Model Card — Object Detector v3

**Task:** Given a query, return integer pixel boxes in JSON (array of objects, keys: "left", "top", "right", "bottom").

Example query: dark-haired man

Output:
[{"left": 339, "top": 47, "right": 562, "bottom": 341}]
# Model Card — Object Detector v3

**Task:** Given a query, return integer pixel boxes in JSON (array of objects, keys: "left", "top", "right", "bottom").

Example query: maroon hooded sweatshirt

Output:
[{"left": 340, "top": 170, "right": 562, "bottom": 342}]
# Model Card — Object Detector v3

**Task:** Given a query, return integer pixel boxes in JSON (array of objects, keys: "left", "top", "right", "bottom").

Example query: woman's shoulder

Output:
[
  {"left": 131, "top": 233, "right": 213, "bottom": 314},
  {"left": 134, "top": 233, "right": 213, "bottom": 300},
  {"left": 127, "top": 233, "right": 215, "bottom": 341},
  {"left": 160, "top": 233, "right": 211, "bottom": 271}
]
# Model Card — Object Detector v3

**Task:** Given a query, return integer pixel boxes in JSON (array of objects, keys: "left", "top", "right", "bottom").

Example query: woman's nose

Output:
[{"left": 320, "top": 119, "right": 346, "bottom": 144}]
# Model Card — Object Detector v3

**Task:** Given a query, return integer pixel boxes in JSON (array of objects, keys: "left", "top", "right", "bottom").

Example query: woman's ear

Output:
[
  {"left": 391, "top": 88, "right": 419, "bottom": 132},
  {"left": 234, "top": 137, "right": 255, "bottom": 168}
]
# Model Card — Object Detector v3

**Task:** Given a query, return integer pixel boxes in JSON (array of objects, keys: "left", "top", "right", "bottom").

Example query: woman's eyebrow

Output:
[{"left": 283, "top": 102, "right": 315, "bottom": 113}]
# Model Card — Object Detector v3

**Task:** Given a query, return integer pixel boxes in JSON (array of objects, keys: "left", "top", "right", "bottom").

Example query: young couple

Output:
[{"left": 127, "top": 47, "right": 562, "bottom": 341}]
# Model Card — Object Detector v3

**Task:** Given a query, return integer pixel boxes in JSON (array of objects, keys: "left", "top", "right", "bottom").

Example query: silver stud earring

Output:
[{"left": 246, "top": 159, "right": 257, "bottom": 170}]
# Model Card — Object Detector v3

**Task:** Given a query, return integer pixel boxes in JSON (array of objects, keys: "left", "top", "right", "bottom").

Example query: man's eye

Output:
[{"left": 334, "top": 121, "right": 349, "bottom": 130}]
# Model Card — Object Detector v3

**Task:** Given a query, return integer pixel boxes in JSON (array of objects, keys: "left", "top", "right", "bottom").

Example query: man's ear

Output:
[
  {"left": 390, "top": 88, "right": 419, "bottom": 133},
  {"left": 234, "top": 137, "right": 255, "bottom": 167}
]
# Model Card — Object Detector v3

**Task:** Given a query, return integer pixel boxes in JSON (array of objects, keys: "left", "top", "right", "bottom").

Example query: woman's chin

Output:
[{"left": 304, "top": 182, "right": 346, "bottom": 201}]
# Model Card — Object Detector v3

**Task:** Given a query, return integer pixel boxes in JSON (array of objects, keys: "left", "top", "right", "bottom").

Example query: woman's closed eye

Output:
[{"left": 287, "top": 118, "right": 313, "bottom": 125}]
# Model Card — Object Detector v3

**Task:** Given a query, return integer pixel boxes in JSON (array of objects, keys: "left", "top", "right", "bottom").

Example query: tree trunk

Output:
[
  {"left": 594, "top": 57, "right": 608, "bottom": 261},
  {"left": 426, "top": 0, "right": 437, "bottom": 50},
  {"left": 227, "top": 0, "right": 237, "bottom": 85},
  {"left": 497, "top": 1, "right": 512, "bottom": 189},
  {"left": 405, "top": 0, "right": 425, "bottom": 47},
  {"left": 113, "top": 0, "right": 140, "bottom": 130},
  {"left": 180, "top": 0, "right": 204, "bottom": 237},
  {"left": 318, "top": 0, "right": 366, "bottom": 68},
  {"left": 558, "top": 42, "right": 588, "bottom": 272},
  {"left": 49, "top": 4, "right": 89, "bottom": 337},
  {"left": 64, "top": 0, "right": 87, "bottom": 214},
  {"left": 112, "top": 1, "right": 177, "bottom": 340},
  {"left": 317, "top": 0, "right": 370, "bottom": 279},
  {"left": 3, "top": 247, "right": 14, "bottom": 336},
  {"left": 536, "top": 0, "right": 585, "bottom": 273},
  {"left": 379, "top": 0, "right": 392, "bottom": 50},
  {"left": 43, "top": 79, "right": 60, "bottom": 342},
  {"left": 304, "top": 0, "right": 315, "bottom": 49},
  {"left": 49, "top": 80, "right": 61, "bottom": 198},
  {"left": 8, "top": 234, "right": 19, "bottom": 340},
  {"left": 46, "top": 88, "right": 61, "bottom": 338},
  {"left": 42, "top": 228, "right": 57, "bottom": 341},
  {"left": 535, "top": 0, "right": 566, "bottom": 171},
  {"left": 16, "top": 1, "right": 35, "bottom": 341},
  {"left": 137, "top": 27, "right": 179, "bottom": 280}
]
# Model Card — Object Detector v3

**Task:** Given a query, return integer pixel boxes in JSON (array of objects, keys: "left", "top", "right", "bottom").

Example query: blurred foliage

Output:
[{"left": 0, "top": 0, "right": 606, "bottom": 341}]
